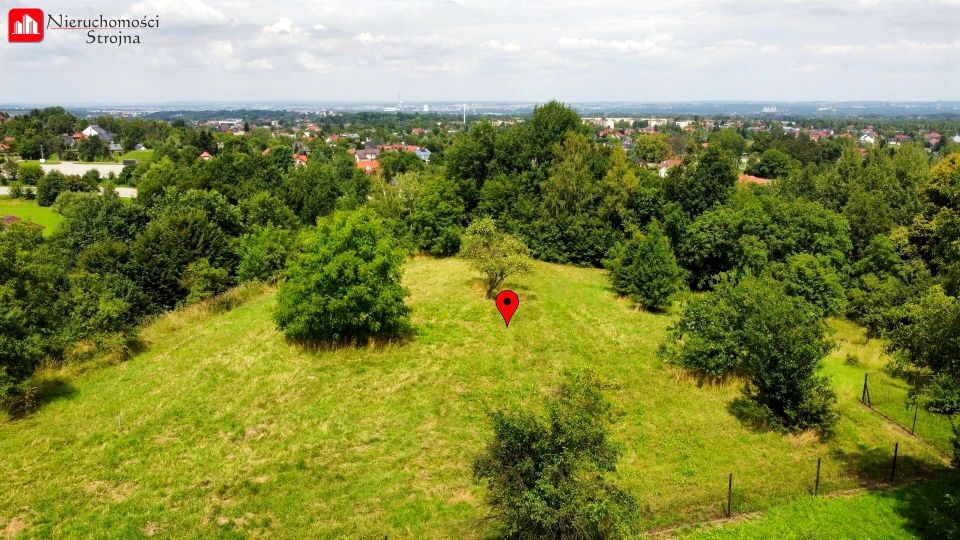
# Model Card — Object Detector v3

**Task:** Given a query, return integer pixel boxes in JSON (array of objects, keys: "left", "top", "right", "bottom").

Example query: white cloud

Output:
[
  {"left": 127, "top": 0, "right": 229, "bottom": 24},
  {"left": 482, "top": 40, "right": 521, "bottom": 52},
  {"left": 6, "top": 0, "right": 960, "bottom": 103}
]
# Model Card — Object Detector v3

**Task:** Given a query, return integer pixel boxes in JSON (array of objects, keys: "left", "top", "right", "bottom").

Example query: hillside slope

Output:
[{"left": 0, "top": 257, "right": 947, "bottom": 538}]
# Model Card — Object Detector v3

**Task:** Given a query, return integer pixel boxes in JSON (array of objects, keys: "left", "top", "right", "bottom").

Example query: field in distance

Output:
[{"left": 0, "top": 257, "right": 949, "bottom": 537}]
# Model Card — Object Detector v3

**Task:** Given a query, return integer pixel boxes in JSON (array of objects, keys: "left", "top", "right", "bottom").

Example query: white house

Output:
[{"left": 82, "top": 125, "right": 115, "bottom": 142}]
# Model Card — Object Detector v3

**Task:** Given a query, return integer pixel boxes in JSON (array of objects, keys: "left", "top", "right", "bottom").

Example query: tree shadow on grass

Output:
[
  {"left": 881, "top": 474, "right": 960, "bottom": 539},
  {"left": 4, "top": 374, "right": 78, "bottom": 420},
  {"left": 828, "top": 443, "right": 950, "bottom": 488}
]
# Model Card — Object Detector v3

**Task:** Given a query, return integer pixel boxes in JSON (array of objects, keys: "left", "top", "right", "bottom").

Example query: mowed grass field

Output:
[
  {"left": 0, "top": 257, "right": 951, "bottom": 538},
  {"left": 0, "top": 197, "right": 62, "bottom": 235}
]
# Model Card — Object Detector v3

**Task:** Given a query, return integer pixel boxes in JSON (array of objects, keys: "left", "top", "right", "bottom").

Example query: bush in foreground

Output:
[
  {"left": 473, "top": 370, "right": 638, "bottom": 539},
  {"left": 664, "top": 275, "right": 838, "bottom": 434},
  {"left": 275, "top": 208, "right": 409, "bottom": 343}
]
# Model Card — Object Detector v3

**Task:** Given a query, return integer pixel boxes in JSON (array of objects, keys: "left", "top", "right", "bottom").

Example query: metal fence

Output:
[{"left": 860, "top": 372, "right": 956, "bottom": 457}]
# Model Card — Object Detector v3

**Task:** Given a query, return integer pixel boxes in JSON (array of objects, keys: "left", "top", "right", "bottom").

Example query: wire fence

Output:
[{"left": 860, "top": 372, "right": 957, "bottom": 457}]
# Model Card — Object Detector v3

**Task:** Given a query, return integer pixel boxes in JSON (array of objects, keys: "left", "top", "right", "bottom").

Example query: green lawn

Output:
[
  {"left": 679, "top": 476, "right": 960, "bottom": 539},
  {"left": 0, "top": 197, "right": 62, "bottom": 235},
  {"left": 119, "top": 149, "right": 154, "bottom": 164},
  {"left": 0, "top": 258, "right": 951, "bottom": 537}
]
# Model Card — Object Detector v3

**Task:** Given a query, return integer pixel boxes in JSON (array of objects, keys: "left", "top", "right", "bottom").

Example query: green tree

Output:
[
  {"left": 708, "top": 129, "right": 746, "bottom": 160},
  {"left": 77, "top": 135, "right": 109, "bottom": 162},
  {"left": 776, "top": 253, "right": 846, "bottom": 315},
  {"left": 888, "top": 286, "right": 960, "bottom": 465},
  {"left": 606, "top": 221, "right": 685, "bottom": 311},
  {"left": 746, "top": 148, "right": 799, "bottom": 179},
  {"left": 236, "top": 225, "right": 294, "bottom": 283},
  {"left": 379, "top": 150, "right": 424, "bottom": 182},
  {"left": 665, "top": 146, "right": 738, "bottom": 217},
  {"left": 632, "top": 133, "right": 672, "bottom": 163},
  {"left": 473, "top": 370, "right": 638, "bottom": 539},
  {"left": 408, "top": 175, "right": 465, "bottom": 256},
  {"left": 459, "top": 217, "right": 533, "bottom": 297},
  {"left": 275, "top": 208, "right": 409, "bottom": 343},
  {"left": 180, "top": 258, "right": 232, "bottom": 305},
  {"left": 36, "top": 170, "right": 66, "bottom": 206},
  {"left": 16, "top": 162, "right": 43, "bottom": 186},
  {"left": 664, "top": 275, "right": 838, "bottom": 434}
]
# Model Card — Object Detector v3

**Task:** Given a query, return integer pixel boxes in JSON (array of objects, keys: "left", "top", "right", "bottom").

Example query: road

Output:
[
  {"left": 0, "top": 185, "right": 137, "bottom": 198},
  {"left": 40, "top": 162, "right": 126, "bottom": 176}
]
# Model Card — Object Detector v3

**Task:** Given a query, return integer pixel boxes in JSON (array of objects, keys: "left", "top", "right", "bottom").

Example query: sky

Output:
[{"left": 2, "top": 0, "right": 960, "bottom": 104}]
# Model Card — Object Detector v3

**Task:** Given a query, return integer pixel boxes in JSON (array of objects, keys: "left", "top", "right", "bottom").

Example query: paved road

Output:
[
  {"left": 41, "top": 162, "right": 126, "bottom": 176},
  {"left": 0, "top": 185, "right": 137, "bottom": 198}
]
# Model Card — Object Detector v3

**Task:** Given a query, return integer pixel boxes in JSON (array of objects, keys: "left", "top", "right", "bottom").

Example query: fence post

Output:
[
  {"left": 814, "top": 457, "right": 821, "bottom": 496},
  {"left": 890, "top": 442, "right": 899, "bottom": 483},
  {"left": 861, "top": 373, "right": 872, "bottom": 407},
  {"left": 911, "top": 404, "right": 919, "bottom": 435},
  {"left": 726, "top": 473, "right": 733, "bottom": 518}
]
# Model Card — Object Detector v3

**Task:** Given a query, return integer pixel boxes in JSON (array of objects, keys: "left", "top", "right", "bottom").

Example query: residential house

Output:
[
  {"left": 925, "top": 132, "right": 943, "bottom": 146},
  {"left": 199, "top": 151, "right": 213, "bottom": 161},
  {"left": 61, "top": 134, "right": 76, "bottom": 148},
  {"left": 859, "top": 133, "right": 875, "bottom": 145},
  {"left": 414, "top": 147, "right": 432, "bottom": 162},
  {"left": 135, "top": 143, "right": 147, "bottom": 151},
  {"left": 81, "top": 125, "right": 115, "bottom": 142},
  {"left": 0, "top": 143, "right": 9, "bottom": 153},
  {"left": 325, "top": 134, "right": 341, "bottom": 144},
  {"left": 355, "top": 147, "right": 380, "bottom": 162},
  {"left": 411, "top": 128, "right": 426, "bottom": 136},
  {"left": 108, "top": 143, "right": 123, "bottom": 152},
  {"left": 356, "top": 160, "right": 379, "bottom": 174},
  {"left": 658, "top": 158, "right": 683, "bottom": 177},
  {"left": 293, "top": 154, "right": 308, "bottom": 167}
]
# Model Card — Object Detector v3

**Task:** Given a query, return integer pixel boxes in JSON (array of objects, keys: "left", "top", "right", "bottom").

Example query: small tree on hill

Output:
[
  {"left": 473, "top": 370, "right": 638, "bottom": 539},
  {"left": 606, "top": 220, "right": 685, "bottom": 311},
  {"left": 275, "top": 208, "right": 409, "bottom": 343},
  {"left": 459, "top": 217, "right": 533, "bottom": 297}
]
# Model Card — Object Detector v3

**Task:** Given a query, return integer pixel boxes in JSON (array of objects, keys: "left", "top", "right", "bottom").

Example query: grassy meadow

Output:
[
  {"left": 678, "top": 476, "right": 960, "bottom": 539},
  {"left": 0, "top": 197, "right": 62, "bottom": 235},
  {"left": 0, "top": 257, "right": 951, "bottom": 538}
]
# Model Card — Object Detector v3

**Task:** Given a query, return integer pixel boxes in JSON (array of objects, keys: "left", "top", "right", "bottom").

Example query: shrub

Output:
[
  {"left": 180, "top": 258, "right": 232, "bottom": 306},
  {"left": 275, "top": 208, "right": 409, "bottom": 343},
  {"left": 606, "top": 220, "right": 685, "bottom": 310},
  {"left": 17, "top": 162, "right": 43, "bottom": 186},
  {"left": 236, "top": 225, "right": 294, "bottom": 283},
  {"left": 36, "top": 170, "right": 67, "bottom": 206},
  {"left": 458, "top": 217, "right": 533, "bottom": 297},
  {"left": 473, "top": 370, "right": 638, "bottom": 539},
  {"left": 664, "top": 275, "right": 838, "bottom": 434}
]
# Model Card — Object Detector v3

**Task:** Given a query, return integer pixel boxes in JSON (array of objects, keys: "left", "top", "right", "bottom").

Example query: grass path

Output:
[{"left": 0, "top": 258, "right": 950, "bottom": 537}]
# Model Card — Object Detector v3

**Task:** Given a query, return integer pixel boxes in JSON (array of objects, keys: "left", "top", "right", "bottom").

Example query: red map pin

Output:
[{"left": 495, "top": 290, "right": 519, "bottom": 327}]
